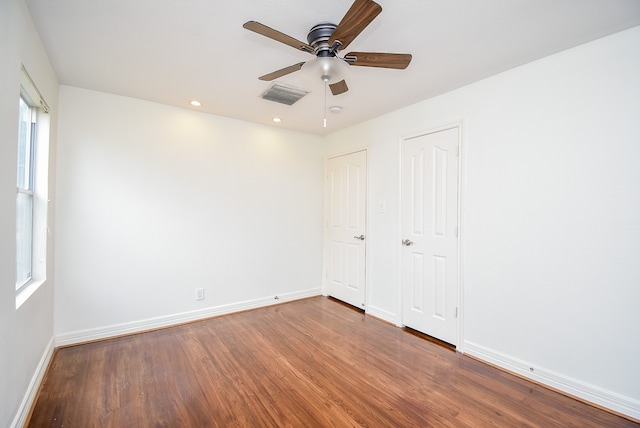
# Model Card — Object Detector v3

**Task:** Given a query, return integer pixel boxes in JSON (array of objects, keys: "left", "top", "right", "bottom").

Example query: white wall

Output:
[
  {"left": 325, "top": 27, "right": 640, "bottom": 417},
  {"left": 0, "top": 0, "right": 58, "bottom": 426},
  {"left": 54, "top": 87, "right": 325, "bottom": 337}
]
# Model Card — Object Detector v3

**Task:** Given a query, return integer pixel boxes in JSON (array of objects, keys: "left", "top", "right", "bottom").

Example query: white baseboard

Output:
[
  {"left": 11, "top": 337, "right": 55, "bottom": 428},
  {"left": 463, "top": 341, "right": 640, "bottom": 421},
  {"left": 366, "top": 304, "right": 401, "bottom": 326},
  {"left": 55, "top": 288, "right": 322, "bottom": 347}
]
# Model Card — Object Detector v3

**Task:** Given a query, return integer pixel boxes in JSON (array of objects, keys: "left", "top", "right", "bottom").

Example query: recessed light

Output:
[
  {"left": 190, "top": 100, "right": 201, "bottom": 107},
  {"left": 272, "top": 117, "right": 282, "bottom": 123}
]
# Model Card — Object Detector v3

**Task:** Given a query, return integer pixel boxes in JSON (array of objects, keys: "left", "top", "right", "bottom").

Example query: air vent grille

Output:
[{"left": 261, "top": 83, "right": 308, "bottom": 106}]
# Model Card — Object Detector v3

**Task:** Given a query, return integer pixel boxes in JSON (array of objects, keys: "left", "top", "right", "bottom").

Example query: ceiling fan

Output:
[{"left": 243, "top": 0, "right": 412, "bottom": 96}]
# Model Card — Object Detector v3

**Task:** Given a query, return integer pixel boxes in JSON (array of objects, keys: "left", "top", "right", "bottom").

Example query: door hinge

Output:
[
  {"left": 454, "top": 307, "right": 459, "bottom": 318},
  {"left": 456, "top": 146, "right": 460, "bottom": 156},
  {"left": 455, "top": 226, "right": 459, "bottom": 238}
]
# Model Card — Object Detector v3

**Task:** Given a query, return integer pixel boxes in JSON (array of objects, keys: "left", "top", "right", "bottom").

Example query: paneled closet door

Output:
[
  {"left": 401, "top": 127, "right": 459, "bottom": 345},
  {"left": 326, "top": 150, "right": 367, "bottom": 309}
]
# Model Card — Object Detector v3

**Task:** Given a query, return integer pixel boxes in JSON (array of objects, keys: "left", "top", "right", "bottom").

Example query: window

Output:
[
  {"left": 15, "top": 65, "right": 50, "bottom": 307},
  {"left": 16, "top": 96, "right": 36, "bottom": 288}
]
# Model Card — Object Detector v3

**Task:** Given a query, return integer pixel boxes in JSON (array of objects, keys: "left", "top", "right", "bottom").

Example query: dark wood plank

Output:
[{"left": 28, "top": 297, "right": 638, "bottom": 427}]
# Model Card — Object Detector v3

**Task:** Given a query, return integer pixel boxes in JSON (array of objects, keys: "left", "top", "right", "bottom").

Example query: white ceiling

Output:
[{"left": 25, "top": 0, "right": 640, "bottom": 136}]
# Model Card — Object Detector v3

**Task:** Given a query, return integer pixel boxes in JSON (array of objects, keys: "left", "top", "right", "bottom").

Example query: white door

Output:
[
  {"left": 401, "top": 127, "right": 459, "bottom": 345},
  {"left": 325, "top": 150, "right": 367, "bottom": 309}
]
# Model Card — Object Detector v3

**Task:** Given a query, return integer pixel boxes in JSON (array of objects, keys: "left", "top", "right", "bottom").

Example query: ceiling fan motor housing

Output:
[{"left": 307, "top": 23, "right": 338, "bottom": 57}]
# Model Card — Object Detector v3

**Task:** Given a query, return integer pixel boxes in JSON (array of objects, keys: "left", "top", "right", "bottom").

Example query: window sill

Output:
[{"left": 16, "top": 278, "right": 45, "bottom": 309}]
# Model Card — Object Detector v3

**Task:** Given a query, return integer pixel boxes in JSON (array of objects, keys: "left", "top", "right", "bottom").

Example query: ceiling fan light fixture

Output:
[{"left": 301, "top": 56, "right": 349, "bottom": 84}]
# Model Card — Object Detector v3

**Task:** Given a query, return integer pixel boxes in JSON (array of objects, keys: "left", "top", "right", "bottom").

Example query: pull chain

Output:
[{"left": 323, "top": 79, "right": 328, "bottom": 128}]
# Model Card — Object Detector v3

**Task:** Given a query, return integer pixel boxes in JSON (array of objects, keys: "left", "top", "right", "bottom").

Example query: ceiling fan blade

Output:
[
  {"left": 329, "top": 0, "right": 382, "bottom": 51},
  {"left": 258, "top": 62, "right": 306, "bottom": 81},
  {"left": 344, "top": 52, "right": 412, "bottom": 69},
  {"left": 243, "top": 21, "right": 314, "bottom": 53},
  {"left": 329, "top": 80, "right": 349, "bottom": 95}
]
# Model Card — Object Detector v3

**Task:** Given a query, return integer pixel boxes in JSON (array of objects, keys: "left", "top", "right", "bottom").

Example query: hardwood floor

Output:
[{"left": 29, "top": 297, "right": 637, "bottom": 427}]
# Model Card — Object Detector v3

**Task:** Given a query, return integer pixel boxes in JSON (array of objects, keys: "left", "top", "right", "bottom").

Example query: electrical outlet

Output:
[{"left": 195, "top": 288, "right": 205, "bottom": 301}]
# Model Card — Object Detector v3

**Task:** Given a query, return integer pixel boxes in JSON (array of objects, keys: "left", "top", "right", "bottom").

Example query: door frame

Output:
[
  {"left": 398, "top": 122, "right": 465, "bottom": 349},
  {"left": 323, "top": 148, "right": 369, "bottom": 310}
]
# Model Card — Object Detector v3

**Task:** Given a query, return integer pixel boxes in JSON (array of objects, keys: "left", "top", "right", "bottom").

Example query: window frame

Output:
[
  {"left": 16, "top": 95, "right": 37, "bottom": 290},
  {"left": 15, "top": 65, "right": 50, "bottom": 308}
]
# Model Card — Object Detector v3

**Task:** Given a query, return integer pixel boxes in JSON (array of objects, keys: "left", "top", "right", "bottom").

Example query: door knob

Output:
[
  {"left": 402, "top": 239, "right": 413, "bottom": 246},
  {"left": 353, "top": 235, "right": 365, "bottom": 241}
]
